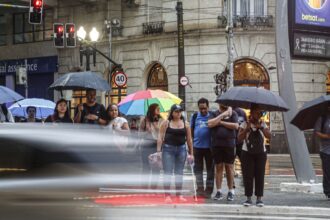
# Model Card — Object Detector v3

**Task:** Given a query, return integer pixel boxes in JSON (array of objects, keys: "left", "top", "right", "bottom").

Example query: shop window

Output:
[
  {"left": 326, "top": 71, "right": 330, "bottom": 95},
  {"left": 70, "top": 90, "right": 86, "bottom": 118},
  {"left": 13, "top": 9, "right": 53, "bottom": 44},
  {"left": 147, "top": 63, "right": 168, "bottom": 91}
]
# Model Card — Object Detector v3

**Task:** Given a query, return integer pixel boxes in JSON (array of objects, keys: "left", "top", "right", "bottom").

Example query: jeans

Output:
[
  {"left": 162, "top": 144, "right": 187, "bottom": 196},
  {"left": 193, "top": 147, "right": 214, "bottom": 194},
  {"left": 320, "top": 152, "right": 330, "bottom": 196},
  {"left": 141, "top": 140, "right": 160, "bottom": 189},
  {"left": 241, "top": 151, "right": 267, "bottom": 197}
]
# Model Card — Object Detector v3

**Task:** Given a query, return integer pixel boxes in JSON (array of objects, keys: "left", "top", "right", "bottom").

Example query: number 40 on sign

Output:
[{"left": 114, "top": 71, "right": 127, "bottom": 87}]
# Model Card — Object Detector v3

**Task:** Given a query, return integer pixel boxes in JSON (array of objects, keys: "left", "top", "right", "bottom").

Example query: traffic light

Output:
[
  {"left": 65, "top": 23, "right": 76, "bottom": 48},
  {"left": 29, "top": 0, "right": 43, "bottom": 24},
  {"left": 53, "top": 23, "right": 64, "bottom": 48}
]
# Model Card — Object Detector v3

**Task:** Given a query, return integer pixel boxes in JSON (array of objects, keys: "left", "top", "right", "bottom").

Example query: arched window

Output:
[
  {"left": 147, "top": 63, "right": 168, "bottom": 91},
  {"left": 234, "top": 58, "right": 270, "bottom": 89}
]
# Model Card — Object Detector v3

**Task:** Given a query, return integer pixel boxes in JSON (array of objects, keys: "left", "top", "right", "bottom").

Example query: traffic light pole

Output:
[{"left": 176, "top": 1, "right": 186, "bottom": 110}]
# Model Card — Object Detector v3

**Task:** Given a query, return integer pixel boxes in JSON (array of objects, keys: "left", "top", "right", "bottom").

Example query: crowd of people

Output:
[{"left": 1, "top": 89, "right": 329, "bottom": 205}]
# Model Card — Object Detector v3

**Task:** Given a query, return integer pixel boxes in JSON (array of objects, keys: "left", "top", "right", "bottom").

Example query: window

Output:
[
  {"left": 13, "top": 9, "right": 54, "bottom": 44},
  {"left": 147, "top": 63, "right": 168, "bottom": 91},
  {"left": 0, "top": 15, "right": 6, "bottom": 46},
  {"left": 225, "top": 0, "right": 267, "bottom": 17}
]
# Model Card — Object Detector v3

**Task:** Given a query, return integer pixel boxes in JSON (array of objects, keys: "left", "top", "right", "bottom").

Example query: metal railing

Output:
[
  {"left": 218, "top": 15, "right": 274, "bottom": 29},
  {"left": 143, "top": 21, "right": 165, "bottom": 35}
]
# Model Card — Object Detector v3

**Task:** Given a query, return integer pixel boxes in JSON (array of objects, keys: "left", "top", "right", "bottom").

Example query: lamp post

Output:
[{"left": 77, "top": 26, "right": 98, "bottom": 71}]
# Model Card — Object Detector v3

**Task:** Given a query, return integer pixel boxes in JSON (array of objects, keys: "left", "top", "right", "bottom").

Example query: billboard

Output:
[{"left": 295, "top": 0, "right": 330, "bottom": 27}]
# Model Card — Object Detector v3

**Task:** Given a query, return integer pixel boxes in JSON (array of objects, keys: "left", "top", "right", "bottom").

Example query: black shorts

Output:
[{"left": 212, "top": 147, "right": 236, "bottom": 164}]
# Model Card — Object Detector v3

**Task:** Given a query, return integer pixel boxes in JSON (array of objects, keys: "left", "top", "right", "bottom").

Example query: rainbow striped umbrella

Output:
[{"left": 118, "top": 90, "right": 182, "bottom": 115}]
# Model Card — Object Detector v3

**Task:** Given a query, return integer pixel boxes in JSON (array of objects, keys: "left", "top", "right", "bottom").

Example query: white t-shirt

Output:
[
  {"left": 240, "top": 121, "right": 268, "bottom": 152},
  {"left": 108, "top": 117, "right": 128, "bottom": 132}
]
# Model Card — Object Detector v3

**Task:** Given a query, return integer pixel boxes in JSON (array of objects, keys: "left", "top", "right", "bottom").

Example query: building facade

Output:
[{"left": 0, "top": 0, "right": 329, "bottom": 152}]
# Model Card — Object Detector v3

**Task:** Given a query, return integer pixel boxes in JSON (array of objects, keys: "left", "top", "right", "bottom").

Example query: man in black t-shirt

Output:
[
  {"left": 208, "top": 104, "right": 238, "bottom": 202},
  {"left": 74, "top": 89, "right": 107, "bottom": 125}
]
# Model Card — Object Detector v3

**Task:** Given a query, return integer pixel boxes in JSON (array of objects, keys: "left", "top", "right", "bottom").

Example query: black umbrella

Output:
[
  {"left": 216, "top": 86, "right": 289, "bottom": 112},
  {"left": 0, "top": 86, "right": 24, "bottom": 104},
  {"left": 291, "top": 95, "right": 330, "bottom": 130},
  {"left": 49, "top": 71, "right": 110, "bottom": 91}
]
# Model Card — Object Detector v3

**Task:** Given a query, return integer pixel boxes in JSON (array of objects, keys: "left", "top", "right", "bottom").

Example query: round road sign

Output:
[
  {"left": 179, "top": 76, "right": 189, "bottom": 86},
  {"left": 114, "top": 71, "right": 127, "bottom": 87}
]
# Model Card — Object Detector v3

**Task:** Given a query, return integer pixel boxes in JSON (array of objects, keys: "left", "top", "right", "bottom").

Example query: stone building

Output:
[{"left": 0, "top": 0, "right": 329, "bottom": 152}]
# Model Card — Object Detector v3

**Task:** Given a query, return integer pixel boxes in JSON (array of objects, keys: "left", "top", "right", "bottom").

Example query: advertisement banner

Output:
[{"left": 295, "top": 0, "right": 330, "bottom": 27}]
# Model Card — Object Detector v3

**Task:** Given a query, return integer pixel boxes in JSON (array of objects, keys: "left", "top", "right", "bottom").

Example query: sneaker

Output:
[
  {"left": 164, "top": 196, "right": 172, "bottom": 203},
  {"left": 227, "top": 192, "right": 234, "bottom": 201},
  {"left": 243, "top": 199, "right": 253, "bottom": 207},
  {"left": 256, "top": 200, "right": 264, "bottom": 207},
  {"left": 213, "top": 191, "right": 224, "bottom": 200}
]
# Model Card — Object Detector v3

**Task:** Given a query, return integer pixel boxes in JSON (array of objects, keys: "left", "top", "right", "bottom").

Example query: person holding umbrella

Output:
[
  {"left": 0, "top": 104, "right": 14, "bottom": 123},
  {"left": 74, "top": 89, "right": 107, "bottom": 125},
  {"left": 314, "top": 106, "right": 330, "bottom": 200},
  {"left": 157, "top": 104, "right": 193, "bottom": 202},
  {"left": 45, "top": 99, "right": 73, "bottom": 123},
  {"left": 238, "top": 105, "right": 271, "bottom": 207}
]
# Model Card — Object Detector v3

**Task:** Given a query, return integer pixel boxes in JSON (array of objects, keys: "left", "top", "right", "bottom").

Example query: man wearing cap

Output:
[{"left": 208, "top": 104, "right": 239, "bottom": 201}]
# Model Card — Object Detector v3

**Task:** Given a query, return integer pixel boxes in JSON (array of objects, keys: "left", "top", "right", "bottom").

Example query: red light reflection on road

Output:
[{"left": 94, "top": 194, "right": 205, "bottom": 206}]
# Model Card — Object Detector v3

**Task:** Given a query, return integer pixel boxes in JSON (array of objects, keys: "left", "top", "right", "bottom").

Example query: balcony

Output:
[
  {"left": 218, "top": 15, "right": 274, "bottom": 29},
  {"left": 143, "top": 21, "right": 165, "bottom": 35}
]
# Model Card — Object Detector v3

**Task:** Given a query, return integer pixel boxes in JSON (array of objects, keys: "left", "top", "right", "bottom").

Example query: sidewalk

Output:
[{"left": 182, "top": 154, "right": 328, "bottom": 208}]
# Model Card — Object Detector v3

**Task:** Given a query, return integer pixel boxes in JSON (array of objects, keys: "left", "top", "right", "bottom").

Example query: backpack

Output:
[
  {"left": 246, "top": 128, "right": 264, "bottom": 154},
  {"left": 191, "top": 111, "right": 212, "bottom": 138}
]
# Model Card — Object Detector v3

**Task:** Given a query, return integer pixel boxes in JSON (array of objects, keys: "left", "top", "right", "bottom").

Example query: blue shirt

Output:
[{"left": 190, "top": 112, "right": 211, "bottom": 149}]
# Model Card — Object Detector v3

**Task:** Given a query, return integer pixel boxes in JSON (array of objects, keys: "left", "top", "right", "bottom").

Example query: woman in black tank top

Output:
[{"left": 157, "top": 104, "right": 193, "bottom": 202}]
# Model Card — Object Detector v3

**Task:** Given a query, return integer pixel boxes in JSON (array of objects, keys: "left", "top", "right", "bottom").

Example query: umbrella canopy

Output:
[
  {"left": 118, "top": 90, "right": 182, "bottom": 115},
  {"left": 216, "top": 86, "right": 289, "bottom": 112},
  {"left": 291, "top": 95, "right": 330, "bottom": 130},
  {"left": 49, "top": 71, "right": 110, "bottom": 91},
  {"left": 8, "top": 98, "right": 56, "bottom": 119},
  {"left": 0, "top": 86, "right": 24, "bottom": 104}
]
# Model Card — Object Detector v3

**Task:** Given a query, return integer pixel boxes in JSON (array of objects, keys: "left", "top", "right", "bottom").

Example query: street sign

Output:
[
  {"left": 179, "top": 76, "right": 189, "bottom": 86},
  {"left": 293, "top": 32, "right": 330, "bottom": 59},
  {"left": 114, "top": 71, "right": 127, "bottom": 87}
]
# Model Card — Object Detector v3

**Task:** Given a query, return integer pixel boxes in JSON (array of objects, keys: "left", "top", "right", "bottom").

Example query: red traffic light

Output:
[
  {"left": 65, "top": 23, "right": 76, "bottom": 48},
  {"left": 29, "top": 0, "right": 43, "bottom": 24},
  {"left": 57, "top": 26, "right": 64, "bottom": 34},
  {"left": 33, "top": 0, "right": 43, "bottom": 9},
  {"left": 69, "top": 26, "right": 74, "bottom": 33},
  {"left": 54, "top": 23, "right": 64, "bottom": 48}
]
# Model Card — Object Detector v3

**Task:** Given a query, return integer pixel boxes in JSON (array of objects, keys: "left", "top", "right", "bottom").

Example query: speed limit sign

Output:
[{"left": 114, "top": 71, "right": 127, "bottom": 87}]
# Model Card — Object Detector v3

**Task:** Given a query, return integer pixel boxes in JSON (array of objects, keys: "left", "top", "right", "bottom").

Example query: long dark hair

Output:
[
  {"left": 146, "top": 103, "right": 161, "bottom": 122},
  {"left": 53, "top": 98, "right": 70, "bottom": 120},
  {"left": 106, "top": 104, "right": 122, "bottom": 121}
]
